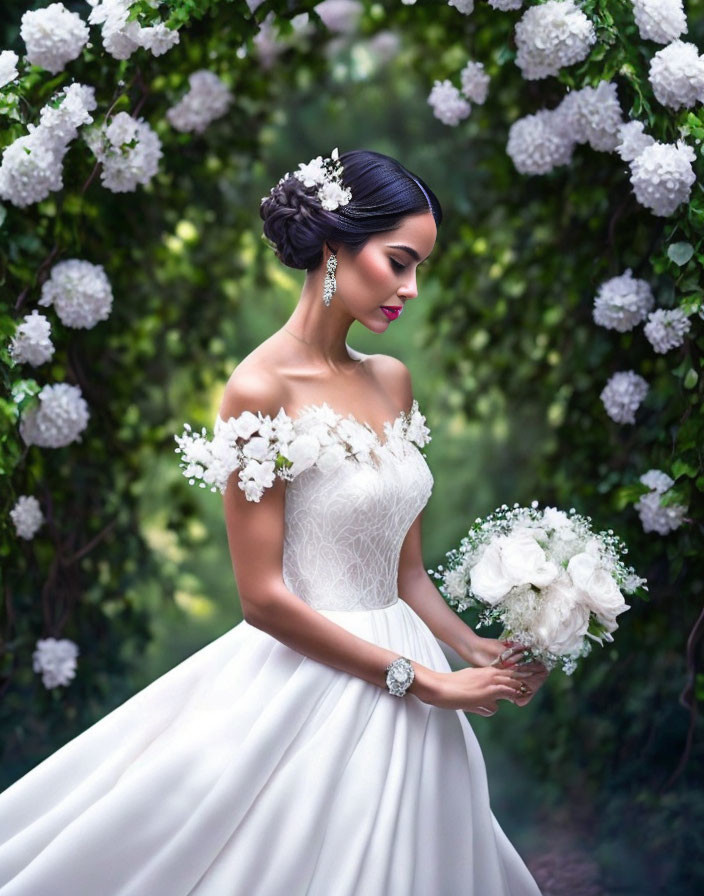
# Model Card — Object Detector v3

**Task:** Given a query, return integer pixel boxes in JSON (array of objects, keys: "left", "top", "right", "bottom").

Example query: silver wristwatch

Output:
[{"left": 385, "top": 656, "right": 415, "bottom": 697}]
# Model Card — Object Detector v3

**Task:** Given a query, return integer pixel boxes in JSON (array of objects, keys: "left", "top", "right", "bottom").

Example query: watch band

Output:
[{"left": 385, "top": 656, "right": 415, "bottom": 697}]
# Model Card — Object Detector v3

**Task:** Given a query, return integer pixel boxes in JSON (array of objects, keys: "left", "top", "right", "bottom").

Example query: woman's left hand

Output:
[{"left": 460, "top": 635, "right": 549, "bottom": 706}]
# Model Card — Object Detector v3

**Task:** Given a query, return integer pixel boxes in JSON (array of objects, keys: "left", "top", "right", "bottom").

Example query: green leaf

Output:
[{"left": 683, "top": 368, "right": 699, "bottom": 389}]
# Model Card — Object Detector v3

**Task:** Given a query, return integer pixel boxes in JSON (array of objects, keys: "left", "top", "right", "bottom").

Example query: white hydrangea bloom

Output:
[
  {"left": 37, "top": 259, "right": 114, "bottom": 329},
  {"left": 83, "top": 112, "right": 163, "bottom": 193},
  {"left": 448, "top": 0, "right": 475, "bottom": 13},
  {"left": 19, "top": 382, "right": 90, "bottom": 448},
  {"left": 631, "top": 0, "right": 687, "bottom": 45},
  {"left": 0, "top": 131, "right": 64, "bottom": 208},
  {"left": 0, "top": 50, "right": 19, "bottom": 88},
  {"left": 87, "top": 0, "right": 142, "bottom": 61},
  {"left": 10, "top": 495, "right": 44, "bottom": 540},
  {"left": 427, "top": 79, "right": 471, "bottom": 126},
  {"left": 643, "top": 308, "right": 692, "bottom": 353},
  {"left": 514, "top": 0, "right": 596, "bottom": 80},
  {"left": 33, "top": 637, "right": 79, "bottom": 689},
  {"left": 20, "top": 3, "right": 89, "bottom": 75},
  {"left": 488, "top": 0, "right": 523, "bottom": 9},
  {"left": 629, "top": 139, "right": 696, "bottom": 216},
  {"left": 0, "top": 82, "right": 96, "bottom": 208},
  {"left": 615, "top": 120, "right": 655, "bottom": 162},
  {"left": 137, "top": 22, "right": 180, "bottom": 57},
  {"left": 460, "top": 60, "right": 490, "bottom": 104},
  {"left": 600, "top": 371, "right": 649, "bottom": 424},
  {"left": 314, "top": 0, "right": 364, "bottom": 33},
  {"left": 506, "top": 108, "right": 575, "bottom": 174},
  {"left": 648, "top": 41, "right": 704, "bottom": 111},
  {"left": 557, "top": 81, "right": 624, "bottom": 152},
  {"left": 252, "top": 13, "right": 284, "bottom": 70},
  {"left": 367, "top": 30, "right": 401, "bottom": 64},
  {"left": 37, "top": 82, "right": 98, "bottom": 146},
  {"left": 9, "top": 310, "right": 55, "bottom": 367},
  {"left": 634, "top": 469, "right": 687, "bottom": 534},
  {"left": 166, "top": 70, "right": 233, "bottom": 134},
  {"left": 592, "top": 269, "right": 655, "bottom": 332}
]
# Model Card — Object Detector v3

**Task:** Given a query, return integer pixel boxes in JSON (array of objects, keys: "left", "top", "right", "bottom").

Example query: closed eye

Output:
[{"left": 390, "top": 258, "right": 407, "bottom": 273}]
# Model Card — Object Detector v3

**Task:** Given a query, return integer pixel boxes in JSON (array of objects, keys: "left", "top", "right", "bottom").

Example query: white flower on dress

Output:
[
  {"left": 557, "top": 81, "right": 624, "bottom": 152},
  {"left": 33, "top": 637, "right": 79, "bottom": 689},
  {"left": 19, "top": 382, "right": 90, "bottom": 448},
  {"left": 37, "top": 259, "right": 114, "bottom": 329},
  {"left": 20, "top": 3, "right": 89, "bottom": 75},
  {"left": 0, "top": 50, "right": 19, "bottom": 88},
  {"left": 592, "top": 268, "right": 655, "bottom": 332},
  {"left": 648, "top": 41, "right": 704, "bottom": 111},
  {"left": 83, "top": 111, "right": 163, "bottom": 193},
  {"left": 166, "top": 70, "right": 233, "bottom": 134},
  {"left": 615, "top": 120, "right": 656, "bottom": 162},
  {"left": 600, "top": 370, "right": 649, "bottom": 424},
  {"left": 460, "top": 61, "right": 490, "bottom": 104},
  {"left": 514, "top": 0, "right": 596, "bottom": 81},
  {"left": 634, "top": 469, "right": 687, "bottom": 534},
  {"left": 9, "top": 310, "right": 55, "bottom": 367},
  {"left": 507, "top": 108, "right": 575, "bottom": 174},
  {"left": 630, "top": 0, "right": 687, "bottom": 45},
  {"left": 643, "top": 308, "right": 692, "bottom": 353},
  {"left": 10, "top": 495, "right": 44, "bottom": 540},
  {"left": 427, "top": 79, "right": 471, "bottom": 126},
  {"left": 177, "top": 399, "right": 429, "bottom": 500},
  {"left": 628, "top": 139, "right": 697, "bottom": 216}
]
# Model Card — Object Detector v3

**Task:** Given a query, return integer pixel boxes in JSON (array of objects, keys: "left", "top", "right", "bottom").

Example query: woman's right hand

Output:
[{"left": 420, "top": 665, "right": 534, "bottom": 714}]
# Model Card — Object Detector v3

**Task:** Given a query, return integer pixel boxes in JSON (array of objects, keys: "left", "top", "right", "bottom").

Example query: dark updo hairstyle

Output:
[{"left": 259, "top": 149, "right": 442, "bottom": 272}]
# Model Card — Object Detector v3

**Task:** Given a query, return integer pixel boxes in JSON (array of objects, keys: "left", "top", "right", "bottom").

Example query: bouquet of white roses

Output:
[{"left": 429, "top": 501, "right": 648, "bottom": 674}]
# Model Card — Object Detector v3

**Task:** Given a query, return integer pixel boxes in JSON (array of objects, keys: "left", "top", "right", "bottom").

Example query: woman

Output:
[{"left": 0, "top": 148, "right": 547, "bottom": 895}]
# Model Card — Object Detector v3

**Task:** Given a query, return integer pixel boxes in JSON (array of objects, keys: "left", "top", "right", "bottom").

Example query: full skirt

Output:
[{"left": 0, "top": 599, "right": 542, "bottom": 895}]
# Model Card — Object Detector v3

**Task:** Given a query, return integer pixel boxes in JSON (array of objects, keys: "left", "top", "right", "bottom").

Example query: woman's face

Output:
[{"left": 331, "top": 211, "right": 437, "bottom": 333}]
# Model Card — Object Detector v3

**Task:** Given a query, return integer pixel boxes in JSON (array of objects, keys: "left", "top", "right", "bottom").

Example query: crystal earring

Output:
[{"left": 323, "top": 252, "right": 337, "bottom": 307}]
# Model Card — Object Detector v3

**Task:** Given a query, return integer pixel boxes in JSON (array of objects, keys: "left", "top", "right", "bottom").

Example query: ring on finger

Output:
[{"left": 519, "top": 682, "right": 529, "bottom": 695}]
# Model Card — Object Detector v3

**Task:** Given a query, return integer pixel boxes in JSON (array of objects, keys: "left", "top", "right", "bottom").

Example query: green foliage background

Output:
[{"left": 1, "top": 2, "right": 702, "bottom": 892}]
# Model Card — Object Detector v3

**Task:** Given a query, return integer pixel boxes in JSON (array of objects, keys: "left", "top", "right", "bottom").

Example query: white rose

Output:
[
  {"left": 532, "top": 573, "right": 590, "bottom": 655},
  {"left": 469, "top": 541, "right": 516, "bottom": 604},
  {"left": 499, "top": 530, "right": 560, "bottom": 588},
  {"left": 286, "top": 433, "right": 321, "bottom": 475},
  {"left": 566, "top": 552, "right": 629, "bottom": 625},
  {"left": 241, "top": 435, "right": 273, "bottom": 462},
  {"left": 233, "top": 411, "right": 262, "bottom": 440},
  {"left": 316, "top": 442, "right": 347, "bottom": 474}
]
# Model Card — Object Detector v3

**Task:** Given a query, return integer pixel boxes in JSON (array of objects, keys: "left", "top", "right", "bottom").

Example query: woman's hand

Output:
[
  {"left": 459, "top": 634, "right": 527, "bottom": 669},
  {"left": 421, "top": 664, "right": 535, "bottom": 714}
]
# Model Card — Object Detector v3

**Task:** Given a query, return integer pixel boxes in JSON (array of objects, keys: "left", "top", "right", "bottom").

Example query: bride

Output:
[{"left": 0, "top": 148, "right": 548, "bottom": 895}]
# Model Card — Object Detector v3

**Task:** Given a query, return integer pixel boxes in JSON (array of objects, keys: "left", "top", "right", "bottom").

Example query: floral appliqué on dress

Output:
[{"left": 174, "top": 400, "right": 432, "bottom": 502}]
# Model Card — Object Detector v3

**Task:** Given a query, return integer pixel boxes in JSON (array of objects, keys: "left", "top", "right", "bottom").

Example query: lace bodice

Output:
[{"left": 175, "top": 401, "right": 434, "bottom": 611}]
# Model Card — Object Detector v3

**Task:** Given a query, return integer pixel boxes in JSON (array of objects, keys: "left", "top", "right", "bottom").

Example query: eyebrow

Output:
[{"left": 387, "top": 244, "right": 429, "bottom": 264}]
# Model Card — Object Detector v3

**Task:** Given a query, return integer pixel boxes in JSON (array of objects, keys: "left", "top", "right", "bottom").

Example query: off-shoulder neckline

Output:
[{"left": 216, "top": 399, "right": 420, "bottom": 451}]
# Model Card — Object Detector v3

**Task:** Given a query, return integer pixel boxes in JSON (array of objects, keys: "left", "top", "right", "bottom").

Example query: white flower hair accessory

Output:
[{"left": 262, "top": 147, "right": 352, "bottom": 212}]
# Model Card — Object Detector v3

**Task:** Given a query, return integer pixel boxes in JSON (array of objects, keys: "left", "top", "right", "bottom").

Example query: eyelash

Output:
[{"left": 390, "top": 259, "right": 407, "bottom": 272}]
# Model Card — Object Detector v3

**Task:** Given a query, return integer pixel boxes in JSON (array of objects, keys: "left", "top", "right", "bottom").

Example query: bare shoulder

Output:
[
  {"left": 219, "top": 353, "right": 289, "bottom": 422},
  {"left": 363, "top": 353, "right": 414, "bottom": 411}
]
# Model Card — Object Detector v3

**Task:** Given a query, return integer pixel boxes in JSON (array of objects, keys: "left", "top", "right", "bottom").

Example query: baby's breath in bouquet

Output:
[{"left": 429, "top": 502, "right": 648, "bottom": 674}]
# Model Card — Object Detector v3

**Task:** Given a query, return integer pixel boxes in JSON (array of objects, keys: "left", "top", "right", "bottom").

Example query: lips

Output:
[{"left": 380, "top": 305, "right": 402, "bottom": 321}]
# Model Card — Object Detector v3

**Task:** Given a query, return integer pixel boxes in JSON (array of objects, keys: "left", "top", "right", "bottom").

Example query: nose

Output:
[{"left": 398, "top": 271, "right": 418, "bottom": 301}]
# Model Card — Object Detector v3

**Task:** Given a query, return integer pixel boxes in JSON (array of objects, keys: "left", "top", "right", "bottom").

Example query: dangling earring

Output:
[{"left": 323, "top": 252, "right": 337, "bottom": 307}]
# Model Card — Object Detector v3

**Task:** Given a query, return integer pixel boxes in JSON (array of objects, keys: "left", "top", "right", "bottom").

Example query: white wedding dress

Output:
[{"left": 0, "top": 400, "right": 542, "bottom": 896}]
